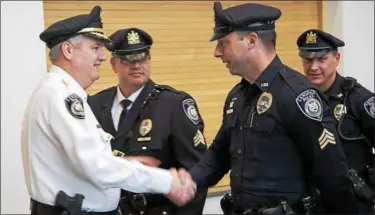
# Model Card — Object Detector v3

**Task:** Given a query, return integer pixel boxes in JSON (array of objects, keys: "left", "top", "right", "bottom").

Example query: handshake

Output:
[
  {"left": 123, "top": 155, "right": 197, "bottom": 206},
  {"left": 166, "top": 168, "right": 197, "bottom": 207}
]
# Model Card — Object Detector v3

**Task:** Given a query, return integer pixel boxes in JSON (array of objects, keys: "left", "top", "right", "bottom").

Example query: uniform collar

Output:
[
  {"left": 49, "top": 65, "right": 88, "bottom": 100},
  {"left": 240, "top": 55, "right": 282, "bottom": 92},
  {"left": 116, "top": 84, "right": 145, "bottom": 105},
  {"left": 324, "top": 72, "right": 345, "bottom": 99}
]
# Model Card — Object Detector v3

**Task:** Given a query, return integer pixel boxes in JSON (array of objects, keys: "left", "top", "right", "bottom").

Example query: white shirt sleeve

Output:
[{"left": 44, "top": 88, "right": 173, "bottom": 194}]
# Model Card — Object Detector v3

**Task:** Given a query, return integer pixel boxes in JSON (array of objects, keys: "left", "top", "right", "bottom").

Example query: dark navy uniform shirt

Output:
[{"left": 191, "top": 55, "right": 357, "bottom": 214}]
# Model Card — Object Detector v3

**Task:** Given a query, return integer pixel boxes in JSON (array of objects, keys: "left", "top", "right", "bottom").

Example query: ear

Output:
[
  {"left": 335, "top": 51, "right": 341, "bottom": 62},
  {"left": 61, "top": 41, "right": 74, "bottom": 60},
  {"left": 110, "top": 57, "right": 117, "bottom": 74},
  {"left": 246, "top": 32, "right": 258, "bottom": 49}
]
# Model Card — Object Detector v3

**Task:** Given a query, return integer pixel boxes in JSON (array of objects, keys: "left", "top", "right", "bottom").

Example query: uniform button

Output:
[
  {"left": 237, "top": 149, "right": 242, "bottom": 154},
  {"left": 142, "top": 146, "right": 147, "bottom": 150},
  {"left": 162, "top": 211, "right": 167, "bottom": 215},
  {"left": 140, "top": 211, "right": 144, "bottom": 214}
]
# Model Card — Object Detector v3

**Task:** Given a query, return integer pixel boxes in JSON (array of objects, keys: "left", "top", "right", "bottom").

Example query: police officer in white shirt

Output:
[{"left": 21, "top": 6, "right": 196, "bottom": 215}]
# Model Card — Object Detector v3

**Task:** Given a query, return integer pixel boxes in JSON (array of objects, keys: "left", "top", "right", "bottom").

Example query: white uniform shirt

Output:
[
  {"left": 21, "top": 65, "right": 173, "bottom": 212},
  {"left": 111, "top": 86, "right": 144, "bottom": 131}
]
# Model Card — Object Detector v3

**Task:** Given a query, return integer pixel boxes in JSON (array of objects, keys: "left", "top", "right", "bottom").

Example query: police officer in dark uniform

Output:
[
  {"left": 297, "top": 29, "right": 375, "bottom": 214},
  {"left": 189, "top": 2, "right": 358, "bottom": 214},
  {"left": 88, "top": 28, "right": 208, "bottom": 215}
]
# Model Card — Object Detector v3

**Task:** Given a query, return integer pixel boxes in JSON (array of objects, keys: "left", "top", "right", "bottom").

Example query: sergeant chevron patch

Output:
[
  {"left": 193, "top": 130, "right": 206, "bottom": 147},
  {"left": 318, "top": 128, "right": 336, "bottom": 150}
]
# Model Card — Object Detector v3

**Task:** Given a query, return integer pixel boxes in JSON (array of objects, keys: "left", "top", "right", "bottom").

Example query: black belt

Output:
[
  {"left": 119, "top": 193, "right": 173, "bottom": 215},
  {"left": 30, "top": 199, "right": 118, "bottom": 215}
]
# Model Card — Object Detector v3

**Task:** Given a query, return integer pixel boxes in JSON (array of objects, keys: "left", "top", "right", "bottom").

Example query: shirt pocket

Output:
[{"left": 250, "top": 115, "right": 275, "bottom": 133}]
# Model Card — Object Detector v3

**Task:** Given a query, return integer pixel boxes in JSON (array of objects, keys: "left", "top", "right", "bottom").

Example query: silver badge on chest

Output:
[{"left": 333, "top": 104, "right": 347, "bottom": 121}]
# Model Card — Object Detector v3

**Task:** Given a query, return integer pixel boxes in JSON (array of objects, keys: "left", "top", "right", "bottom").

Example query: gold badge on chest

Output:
[
  {"left": 138, "top": 119, "right": 152, "bottom": 142},
  {"left": 256, "top": 92, "right": 273, "bottom": 114},
  {"left": 333, "top": 104, "right": 347, "bottom": 121},
  {"left": 139, "top": 119, "right": 152, "bottom": 136}
]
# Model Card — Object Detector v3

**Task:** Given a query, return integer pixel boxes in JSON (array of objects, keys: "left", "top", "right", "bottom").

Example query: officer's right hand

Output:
[{"left": 166, "top": 168, "right": 197, "bottom": 206}]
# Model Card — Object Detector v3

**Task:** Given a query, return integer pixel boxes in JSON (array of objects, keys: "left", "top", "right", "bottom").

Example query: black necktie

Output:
[{"left": 118, "top": 99, "right": 132, "bottom": 126}]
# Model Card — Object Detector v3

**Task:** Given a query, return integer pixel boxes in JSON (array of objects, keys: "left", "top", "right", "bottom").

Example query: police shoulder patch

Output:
[
  {"left": 64, "top": 93, "right": 85, "bottom": 119},
  {"left": 364, "top": 96, "right": 375, "bottom": 119},
  {"left": 182, "top": 98, "right": 199, "bottom": 125},
  {"left": 296, "top": 89, "right": 323, "bottom": 122}
]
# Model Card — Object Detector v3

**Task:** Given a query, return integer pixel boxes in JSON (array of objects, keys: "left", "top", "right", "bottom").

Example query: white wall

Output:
[
  {"left": 0, "top": 1, "right": 373, "bottom": 214},
  {"left": 1, "top": 1, "right": 46, "bottom": 214},
  {"left": 323, "top": 1, "right": 374, "bottom": 91}
]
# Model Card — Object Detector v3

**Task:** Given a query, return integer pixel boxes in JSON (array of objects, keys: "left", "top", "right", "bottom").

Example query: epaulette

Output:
[
  {"left": 154, "top": 84, "right": 182, "bottom": 94},
  {"left": 342, "top": 77, "right": 357, "bottom": 92},
  {"left": 278, "top": 67, "right": 311, "bottom": 94}
]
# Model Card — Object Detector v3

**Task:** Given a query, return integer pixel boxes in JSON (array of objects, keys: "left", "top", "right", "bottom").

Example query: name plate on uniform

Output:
[{"left": 137, "top": 137, "right": 151, "bottom": 142}]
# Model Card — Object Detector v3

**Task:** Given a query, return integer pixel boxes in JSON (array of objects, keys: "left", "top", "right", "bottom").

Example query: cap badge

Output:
[
  {"left": 306, "top": 31, "right": 317, "bottom": 44},
  {"left": 127, "top": 30, "right": 140, "bottom": 45}
]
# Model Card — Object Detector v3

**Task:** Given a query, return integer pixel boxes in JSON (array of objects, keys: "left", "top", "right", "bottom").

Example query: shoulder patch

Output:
[
  {"left": 65, "top": 93, "right": 85, "bottom": 119},
  {"left": 364, "top": 96, "right": 374, "bottom": 119},
  {"left": 182, "top": 98, "right": 199, "bottom": 125},
  {"left": 296, "top": 89, "right": 323, "bottom": 121}
]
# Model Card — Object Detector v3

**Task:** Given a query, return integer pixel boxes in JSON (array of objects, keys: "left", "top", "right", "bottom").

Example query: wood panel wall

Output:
[{"left": 43, "top": 0, "right": 321, "bottom": 193}]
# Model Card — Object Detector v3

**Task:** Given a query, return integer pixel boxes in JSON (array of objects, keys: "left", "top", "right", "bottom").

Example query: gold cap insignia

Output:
[
  {"left": 127, "top": 30, "right": 140, "bottom": 45},
  {"left": 256, "top": 92, "right": 273, "bottom": 114},
  {"left": 306, "top": 31, "right": 317, "bottom": 44},
  {"left": 333, "top": 104, "right": 347, "bottom": 121},
  {"left": 139, "top": 119, "right": 152, "bottom": 136}
]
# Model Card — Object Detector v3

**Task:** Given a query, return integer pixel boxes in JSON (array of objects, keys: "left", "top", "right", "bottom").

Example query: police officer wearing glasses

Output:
[
  {"left": 88, "top": 28, "right": 208, "bottom": 215},
  {"left": 189, "top": 2, "right": 358, "bottom": 214}
]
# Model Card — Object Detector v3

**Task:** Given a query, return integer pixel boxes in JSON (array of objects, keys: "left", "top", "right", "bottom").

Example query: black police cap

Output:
[
  {"left": 106, "top": 28, "right": 153, "bottom": 62},
  {"left": 297, "top": 29, "right": 345, "bottom": 59},
  {"left": 39, "top": 6, "right": 111, "bottom": 49},
  {"left": 210, "top": 2, "right": 281, "bottom": 41}
]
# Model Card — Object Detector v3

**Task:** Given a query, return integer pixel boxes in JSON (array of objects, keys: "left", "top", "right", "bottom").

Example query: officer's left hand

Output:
[{"left": 124, "top": 156, "right": 161, "bottom": 167}]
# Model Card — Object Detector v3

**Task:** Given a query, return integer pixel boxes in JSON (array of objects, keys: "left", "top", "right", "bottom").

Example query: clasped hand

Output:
[{"left": 166, "top": 168, "right": 197, "bottom": 207}]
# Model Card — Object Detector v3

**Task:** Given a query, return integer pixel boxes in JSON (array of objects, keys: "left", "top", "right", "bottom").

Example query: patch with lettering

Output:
[
  {"left": 296, "top": 89, "right": 323, "bottom": 122},
  {"left": 182, "top": 98, "right": 199, "bottom": 125},
  {"left": 364, "top": 96, "right": 374, "bottom": 119},
  {"left": 64, "top": 93, "right": 85, "bottom": 119}
]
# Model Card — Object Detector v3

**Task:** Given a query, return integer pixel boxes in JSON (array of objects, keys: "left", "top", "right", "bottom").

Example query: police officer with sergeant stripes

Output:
[
  {"left": 88, "top": 28, "right": 208, "bottom": 215},
  {"left": 189, "top": 2, "right": 358, "bottom": 214},
  {"left": 297, "top": 29, "right": 375, "bottom": 214}
]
